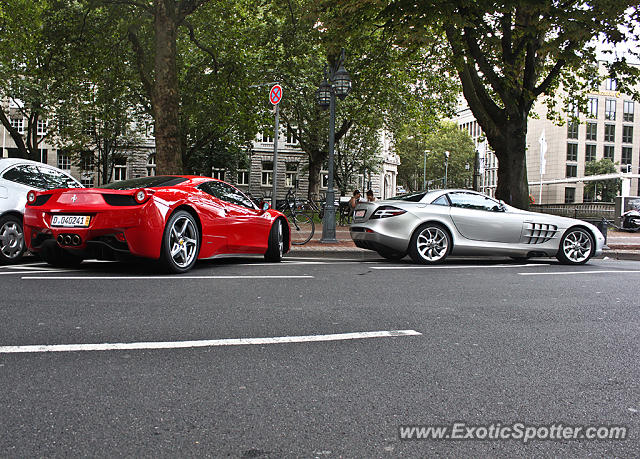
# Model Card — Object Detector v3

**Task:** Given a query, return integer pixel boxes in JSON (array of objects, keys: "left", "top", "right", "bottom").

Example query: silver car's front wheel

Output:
[
  {"left": 557, "top": 227, "right": 594, "bottom": 265},
  {"left": 409, "top": 223, "right": 451, "bottom": 264}
]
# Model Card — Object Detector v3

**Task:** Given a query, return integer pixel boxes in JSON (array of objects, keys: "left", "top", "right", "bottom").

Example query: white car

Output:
[{"left": 0, "top": 158, "right": 82, "bottom": 263}]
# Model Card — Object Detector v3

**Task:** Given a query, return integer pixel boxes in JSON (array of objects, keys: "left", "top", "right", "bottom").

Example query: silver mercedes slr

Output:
[{"left": 350, "top": 189, "right": 605, "bottom": 265}]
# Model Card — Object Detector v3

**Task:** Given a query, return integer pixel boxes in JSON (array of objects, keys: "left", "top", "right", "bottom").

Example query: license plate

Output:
[
  {"left": 51, "top": 215, "right": 91, "bottom": 227},
  {"left": 354, "top": 209, "right": 366, "bottom": 218}
]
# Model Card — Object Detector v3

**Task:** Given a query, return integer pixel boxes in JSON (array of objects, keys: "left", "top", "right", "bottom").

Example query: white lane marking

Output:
[
  {"left": 0, "top": 262, "right": 48, "bottom": 268},
  {"left": 0, "top": 270, "right": 79, "bottom": 275},
  {"left": 0, "top": 330, "right": 422, "bottom": 354},
  {"left": 518, "top": 270, "right": 640, "bottom": 276},
  {"left": 371, "top": 263, "right": 546, "bottom": 270},
  {"left": 21, "top": 275, "right": 315, "bottom": 280},
  {"left": 1, "top": 265, "right": 69, "bottom": 271}
]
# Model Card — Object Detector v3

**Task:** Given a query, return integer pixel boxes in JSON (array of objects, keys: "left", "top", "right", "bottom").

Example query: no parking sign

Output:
[{"left": 269, "top": 84, "right": 282, "bottom": 105}]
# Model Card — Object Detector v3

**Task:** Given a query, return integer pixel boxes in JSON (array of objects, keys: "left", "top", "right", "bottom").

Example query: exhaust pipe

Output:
[
  {"left": 72, "top": 234, "right": 81, "bottom": 246},
  {"left": 64, "top": 235, "right": 72, "bottom": 245},
  {"left": 57, "top": 234, "right": 64, "bottom": 245}
]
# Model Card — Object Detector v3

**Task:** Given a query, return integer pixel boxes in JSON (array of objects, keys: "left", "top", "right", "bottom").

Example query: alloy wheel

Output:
[
  {"left": 169, "top": 216, "right": 198, "bottom": 268},
  {"left": 0, "top": 221, "right": 24, "bottom": 260},
  {"left": 562, "top": 229, "right": 592, "bottom": 263},
  {"left": 416, "top": 226, "right": 448, "bottom": 262}
]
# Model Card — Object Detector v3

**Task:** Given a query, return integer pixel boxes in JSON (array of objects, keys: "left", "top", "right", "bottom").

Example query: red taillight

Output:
[
  {"left": 134, "top": 189, "right": 148, "bottom": 204},
  {"left": 115, "top": 232, "right": 126, "bottom": 242},
  {"left": 27, "top": 190, "right": 37, "bottom": 204},
  {"left": 370, "top": 206, "right": 407, "bottom": 219}
]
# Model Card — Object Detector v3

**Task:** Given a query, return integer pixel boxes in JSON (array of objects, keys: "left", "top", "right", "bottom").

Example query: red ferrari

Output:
[{"left": 24, "top": 176, "right": 290, "bottom": 273}]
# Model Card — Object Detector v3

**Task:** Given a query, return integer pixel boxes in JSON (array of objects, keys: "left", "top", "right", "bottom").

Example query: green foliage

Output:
[
  {"left": 334, "top": 124, "right": 382, "bottom": 195},
  {"left": 584, "top": 158, "right": 621, "bottom": 202},
  {"left": 396, "top": 121, "right": 475, "bottom": 191}
]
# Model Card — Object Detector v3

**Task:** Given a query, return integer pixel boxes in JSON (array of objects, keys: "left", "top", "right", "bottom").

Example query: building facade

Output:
[{"left": 453, "top": 61, "right": 640, "bottom": 204}]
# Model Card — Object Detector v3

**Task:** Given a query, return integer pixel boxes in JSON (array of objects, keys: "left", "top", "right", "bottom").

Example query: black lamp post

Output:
[{"left": 316, "top": 49, "right": 352, "bottom": 243}]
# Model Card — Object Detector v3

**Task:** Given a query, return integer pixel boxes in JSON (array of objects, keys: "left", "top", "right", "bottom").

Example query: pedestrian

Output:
[
  {"left": 366, "top": 190, "right": 375, "bottom": 202},
  {"left": 348, "top": 189, "right": 361, "bottom": 213}
]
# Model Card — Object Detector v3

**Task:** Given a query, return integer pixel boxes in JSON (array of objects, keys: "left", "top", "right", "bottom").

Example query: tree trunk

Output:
[
  {"left": 307, "top": 150, "right": 323, "bottom": 200},
  {"left": 153, "top": 1, "right": 183, "bottom": 175},
  {"left": 488, "top": 118, "right": 530, "bottom": 210}
]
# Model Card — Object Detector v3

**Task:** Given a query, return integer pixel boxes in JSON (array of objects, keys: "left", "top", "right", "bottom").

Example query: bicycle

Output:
[{"left": 277, "top": 188, "right": 315, "bottom": 245}]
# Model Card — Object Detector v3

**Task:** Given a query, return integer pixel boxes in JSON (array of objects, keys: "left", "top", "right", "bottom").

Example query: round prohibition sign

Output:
[{"left": 269, "top": 84, "right": 283, "bottom": 105}]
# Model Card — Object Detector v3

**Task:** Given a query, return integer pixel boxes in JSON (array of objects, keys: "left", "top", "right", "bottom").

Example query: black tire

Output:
[
  {"left": 376, "top": 247, "right": 406, "bottom": 261},
  {"left": 556, "top": 227, "right": 595, "bottom": 265},
  {"left": 40, "top": 244, "right": 83, "bottom": 268},
  {"left": 408, "top": 223, "right": 451, "bottom": 265},
  {"left": 288, "top": 212, "right": 314, "bottom": 245},
  {"left": 0, "top": 214, "right": 26, "bottom": 264},
  {"left": 264, "top": 219, "right": 285, "bottom": 262},
  {"left": 160, "top": 210, "right": 200, "bottom": 273}
]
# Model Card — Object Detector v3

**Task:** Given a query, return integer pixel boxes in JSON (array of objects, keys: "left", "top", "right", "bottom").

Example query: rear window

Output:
[
  {"left": 388, "top": 191, "right": 427, "bottom": 202},
  {"left": 97, "top": 176, "right": 188, "bottom": 190}
]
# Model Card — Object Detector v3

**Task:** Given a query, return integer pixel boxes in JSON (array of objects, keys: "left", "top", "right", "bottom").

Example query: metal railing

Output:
[{"left": 530, "top": 203, "right": 615, "bottom": 220}]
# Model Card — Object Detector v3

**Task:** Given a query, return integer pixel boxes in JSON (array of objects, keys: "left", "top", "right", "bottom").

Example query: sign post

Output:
[{"left": 269, "top": 84, "right": 282, "bottom": 208}]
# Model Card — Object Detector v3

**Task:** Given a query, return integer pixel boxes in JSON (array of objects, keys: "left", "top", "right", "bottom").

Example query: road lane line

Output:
[
  {"left": 518, "top": 270, "right": 640, "bottom": 276},
  {"left": 0, "top": 330, "right": 422, "bottom": 354},
  {"left": 21, "top": 275, "right": 315, "bottom": 280},
  {"left": 0, "top": 270, "right": 79, "bottom": 275},
  {"left": 371, "top": 263, "right": 546, "bottom": 270}
]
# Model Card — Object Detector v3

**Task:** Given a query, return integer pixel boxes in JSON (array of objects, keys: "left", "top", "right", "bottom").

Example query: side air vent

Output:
[
  {"left": 103, "top": 194, "right": 138, "bottom": 206},
  {"left": 33, "top": 194, "right": 52, "bottom": 206},
  {"left": 524, "top": 223, "right": 558, "bottom": 244}
]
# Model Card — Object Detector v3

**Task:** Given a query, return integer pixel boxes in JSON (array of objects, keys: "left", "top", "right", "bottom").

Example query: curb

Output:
[{"left": 602, "top": 249, "right": 640, "bottom": 261}]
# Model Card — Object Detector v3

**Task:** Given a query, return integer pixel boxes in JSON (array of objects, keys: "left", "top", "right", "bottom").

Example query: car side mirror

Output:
[{"left": 260, "top": 201, "right": 270, "bottom": 210}]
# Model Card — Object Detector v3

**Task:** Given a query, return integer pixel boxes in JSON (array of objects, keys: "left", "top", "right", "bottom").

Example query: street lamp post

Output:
[
  {"left": 422, "top": 149, "right": 430, "bottom": 190},
  {"left": 444, "top": 151, "right": 450, "bottom": 188},
  {"left": 316, "top": 49, "right": 352, "bottom": 243}
]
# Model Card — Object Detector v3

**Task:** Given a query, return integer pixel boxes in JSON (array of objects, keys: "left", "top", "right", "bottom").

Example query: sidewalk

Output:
[{"left": 288, "top": 224, "right": 640, "bottom": 261}]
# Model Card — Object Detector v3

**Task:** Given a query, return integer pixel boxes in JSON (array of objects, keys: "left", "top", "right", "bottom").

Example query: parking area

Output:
[{"left": 1, "top": 255, "right": 639, "bottom": 456}]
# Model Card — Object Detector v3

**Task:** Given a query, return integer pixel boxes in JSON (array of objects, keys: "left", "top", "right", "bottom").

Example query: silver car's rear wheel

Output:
[
  {"left": 409, "top": 223, "right": 451, "bottom": 264},
  {"left": 557, "top": 227, "right": 594, "bottom": 265}
]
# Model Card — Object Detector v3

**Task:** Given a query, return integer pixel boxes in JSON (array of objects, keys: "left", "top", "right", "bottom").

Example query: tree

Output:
[
  {"left": 396, "top": 121, "right": 475, "bottom": 191},
  {"left": 333, "top": 125, "right": 382, "bottom": 195},
  {"left": 584, "top": 158, "right": 621, "bottom": 202},
  {"left": 261, "top": 0, "right": 459, "bottom": 199},
  {"left": 0, "top": 0, "right": 91, "bottom": 161},
  {"left": 324, "top": 0, "right": 639, "bottom": 209}
]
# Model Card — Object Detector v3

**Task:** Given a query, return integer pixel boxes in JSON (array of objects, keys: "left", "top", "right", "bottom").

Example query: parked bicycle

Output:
[{"left": 277, "top": 188, "right": 315, "bottom": 245}]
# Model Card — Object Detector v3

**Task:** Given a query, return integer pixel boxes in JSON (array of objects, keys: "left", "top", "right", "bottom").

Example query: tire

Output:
[
  {"left": 40, "top": 244, "right": 83, "bottom": 268},
  {"left": 556, "top": 227, "right": 595, "bottom": 265},
  {"left": 288, "top": 212, "right": 314, "bottom": 245},
  {"left": 376, "top": 246, "right": 406, "bottom": 261},
  {"left": 160, "top": 210, "right": 200, "bottom": 273},
  {"left": 264, "top": 219, "right": 285, "bottom": 262},
  {"left": 408, "top": 223, "right": 451, "bottom": 265},
  {"left": 0, "top": 214, "right": 25, "bottom": 264}
]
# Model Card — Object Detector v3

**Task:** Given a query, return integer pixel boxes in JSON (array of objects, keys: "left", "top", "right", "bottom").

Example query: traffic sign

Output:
[{"left": 269, "top": 84, "right": 282, "bottom": 105}]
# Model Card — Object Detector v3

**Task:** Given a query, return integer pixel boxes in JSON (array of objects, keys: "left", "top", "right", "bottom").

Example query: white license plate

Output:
[
  {"left": 354, "top": 209, "right": 366, "bottom": 218},
  {"left": 51, "top": 215, "right": 91, "bottom": 227}
]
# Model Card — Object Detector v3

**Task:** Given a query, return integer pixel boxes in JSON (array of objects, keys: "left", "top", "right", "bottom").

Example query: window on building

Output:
[
  {"left": 623, "top": 125, "right": 633, "bottom": 143},
  {"left": 587, "top": 97, "right": 598, "bottom": 118},
  {"left": 624, "top": 100, "right": 634, "bottom": 122},
  {"left": 604, "top": 124, "right": 615, "bottom": 142},
  {"left": 605, "top": 99, "right": 616, "bottom": 121},
  {"left": 80, "top": 151, "right": 93, "bottom": 171},
  {"left": 586, "top": 122, "right": 597, "bottom": 141},
  {"left": 567, "top": 101, "right": 579, "bottom": 120},
  {"left": 585, "top": 144, "right": 596, "bottom": 163},
  {"left": 212, "top": 168, "right": 225, "bottom": 181},
  {"left": 567, "top": 122, "right": 579, "bottom": 139},
  {"left": 261, "top": 131, "right": 273, "bottom": 143},
  {"left": 605, "top": 78, "right": 617, "bottom": 91},
  {"left": 566, "top": 164, "right": 577, "bottom": 178},
  {"left": 37, "top": 119, "right": 47, "bottom": 136},
  {"left": 261, "top": 161, "right": 273, "bottom": 186},
  {"left": 146, "top": 154, "right": 156, "bottom": 176},
  {"left": 113, "top": 158, "right": 127, "bottom": 181},
  {"left": 285, "top": 162, "right": 298, "bottom": 188},
  {"left": 37, "top": 149, "right": 47, "bottom": 164},
  {"left": 566, "top": 143, "right": 578, "bottom": 161},
  {"left": 81, "top": 178, "right": 94, "bottom": 187},
  {"left": 10, "top": 117, "right": 24, "bottom": 134},
  {"left": 321, "top": 172, "right": 328, "bottom": 189},
  {"left": 604, "top": 145, "right": 615, "bottom": 160},
  {"left": 622, "top": 147, "right": 632, "bottom": 165},
  {"left": 565, "top": 187, "right": 576, "bottom": 203},
  {"left": 57, "top": 151, "right": 71, "bottom": 170},
  {"left": 237, "top": 170, "right": 249, "bottom": 185},
  {"left": 285, "top": 127, "right": 298, "bottom": 145}
]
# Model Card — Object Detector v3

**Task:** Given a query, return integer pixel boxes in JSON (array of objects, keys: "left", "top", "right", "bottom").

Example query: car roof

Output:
[{"left": 0, "top": 158, "right": 63, "bottom": 173}]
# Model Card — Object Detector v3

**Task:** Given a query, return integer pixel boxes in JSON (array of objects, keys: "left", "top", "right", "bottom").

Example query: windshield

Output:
[{"left": 97, "top": 176, "right": 188, "bottom": 190}]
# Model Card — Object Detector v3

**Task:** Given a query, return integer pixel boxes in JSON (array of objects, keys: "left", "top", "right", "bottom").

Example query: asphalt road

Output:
[{"left": 1, "top": 254, "right": 639, "bottom": 457}]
